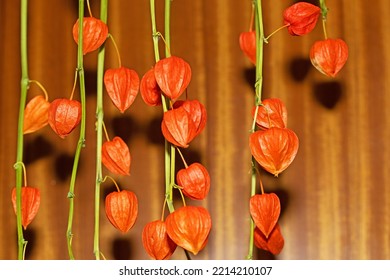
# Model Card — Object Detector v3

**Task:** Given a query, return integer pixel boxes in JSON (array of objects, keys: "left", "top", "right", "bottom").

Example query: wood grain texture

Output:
[{"left": 1, "top": 0, "right": 389, "bottom": 260}]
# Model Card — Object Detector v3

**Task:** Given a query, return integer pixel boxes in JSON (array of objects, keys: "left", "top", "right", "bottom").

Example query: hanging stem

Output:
[
  {"left": 66, "top": 0, "right": 87, "bottom": 260},
  {"left": 29, "top": 80, "right": 49, "bottom": 101},
  {"left": 108, "top": 34, "right": 121, "bottom": 68},
  {"left": 15, "top": 0, "right": 29, "bottom": 260},
  {"left": 247, "top": 0, "right": 265, "bottom": 261},
  {"left": 319, "top": 0, "right": 328, "bottom": 39},
  {"left": 94, "top": 0, "right": 108, "bottom": 261}
]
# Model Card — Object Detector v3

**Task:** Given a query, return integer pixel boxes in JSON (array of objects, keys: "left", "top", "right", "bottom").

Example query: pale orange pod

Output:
[
  {"left": 176, "top": 163, "right": 210, "bottom": 200},
  {"left": 48, "top": 98, "right": 81, "bottom": 138},
  {"left": 23, "top": 95, "right": 50, "bottom": 134},
  {"left": 11, "top": 186, "right": 41, "bottom": 230},
  {"left": 72, "top": 17, "right": 108, "bottom": 55},
  {"left": 249, "top": 193, "right": 280, "bottom": 238},
  {"left": 140, "top": 67, "right": 162, "bottom": 106},
  {"left": 173, "top": 99, "right": 207, "bottom": 138},
  {"left": 252, "top": 98, "right": 288, "bottom": 130},
  {"left": 102, "top": 136, "right": 131, "bottom": 176},
  {"left": 142, "top": 220, "right": 177, "bottom": 260},
  {"left": 239, "top": 31, "right": 256, "bottom": 65},
  {"left": 165, "top": 206, "right": 211, "bottom": 255},
  {"left": 254, "top": 223, "right": 284, "bottom": 255},
  {"left": 283, "top": 2, "right": 321, "bottom": 36}
]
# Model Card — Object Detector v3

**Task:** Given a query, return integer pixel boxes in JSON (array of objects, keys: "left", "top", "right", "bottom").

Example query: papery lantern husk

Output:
[
  {"left": 142, "top": 220, "right": 177, "bottom": 260},
  {"left": 105, "top": 190, "right": 138, "bottom": 233},
  {"left": 11, "top": 186, "right": 40, "bottom": 230},
  {"left": 239, "top": 31, "right": 256, "bottom": 64},
  {"left": 23, "top": 95, "right": 50, "bottom": 134},
  {"left": 104, "top": 67, "right": 140, "bottom": 113},
  {"left": 102, "top": 136, "right": 131, "bottom": 176},
  {"left": 252, "top": 98, "right": 288, "bottom": 130},
  {"left": 72, "top": 17, "right": 108, "bottom": 55},
  {"left": 140, "top": 68, "right": 162, "bottom": 106},
  {"left": 165, "top": 206, "right": 211, "bottom": 255},
  {"left": 283, "top": 2, "right": 321, "bottom": 36},
  {"left": 249, "top": 127, "right": 299, "bottom": 176},
  {"left": 254, "top": 224, "right": 284, "bottom": 255},
  {"left": 154, "top": 56, "right": 192, "bottom": 100},
  {"left": 48, "top": 98, "right": 81, "bottom": 138},
  {"left": 173, "top": 99, "right": 207, "bottom": 137},
  {"left": 161, "top": 106, "right": 198, "bottom": 148},
  {"left": 250, "top": 193, "right": 281, "bottom": 238},
  {"left": 176, "top": 163, "right": 210, "bottom": 200},
  {"left": 310, "top": 38, "right": 349, "bottom": 78}
]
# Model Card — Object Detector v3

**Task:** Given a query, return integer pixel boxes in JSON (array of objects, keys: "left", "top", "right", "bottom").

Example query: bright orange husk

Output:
[
  {"left": 102, "top": 136, "right": 131, "bottom": 176},
  {"left": 249, "top": 127, "right": 299, "bottom": 176},
  {"left": 140, "top": 67, "right": 162, "bottom": 106},
  {"left": 72, "top": 17, "right": 108, "bottom": 55},
  {"left": 252, "top": 98, "right": 288, "bottom": 130},
  {"left": 142, "top": 220, "right": 177, "bottom": 260},
  {"left": 250, "top": 193, "right": 280, "bottom": 238},
  {"left": 154, "top": 56, "right": 192, "bottom": 100},
  {"left": 254, "top": 223, "right": 284, "bottom": 255},
  {"left": 11, "top": 186, "right": 41, "bottom": 230},
  {"left": 104, "top": 67, "right": 140, "bottom": 113},
  {"left": 239, "top": 31, "right": 256, "bottom": 65},
  {"left": 176, "top": 162, "right": 210, "bottom": 200},
  {"left": 173, "top": 99, "right": 207, "bottom": 138},
  {"left": 105, "top": 190, "right": 138, "bottom": 233},
  {"left": 23, "top": 95, "right": 50, "bottom": 134},
  {"left": 161, "top": 106, "right": 198, "bottom": 148},
  {"left": 310, "top": 38, "right": 349, "bottom": 77},
  {"left": 165, "top": 206, "right": 211, "bottom": 255},
  {"left": 283, "top": 2, "right": 321, "bottom": 36},
  {"left": 48, "top": 98, "right": 82, "bottom": 138}
]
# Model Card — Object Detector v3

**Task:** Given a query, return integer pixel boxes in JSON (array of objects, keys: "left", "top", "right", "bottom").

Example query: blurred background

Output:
[{"left": 1, "top": 0, "right": 389, "bottom": 260}]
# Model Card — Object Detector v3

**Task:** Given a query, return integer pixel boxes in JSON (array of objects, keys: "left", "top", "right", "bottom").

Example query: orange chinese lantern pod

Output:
[
  {"left": 48, "top": 98, "right": 81, "bottom": 138},
  {"left": 140, "top": 68, "right": 162, "bottom": 106},
  {"left": 161, "top": 106, "right": 198, "bottom": 148},
  {"left": 250, "top": 193, "right": 280, "bottom": 238},
  {"left": 102, "top": 136, "right": 131, "bottom": 176},
  {"left": 252, "top": 98, "right": 288, "bottom": 130},
  {"left": 104, "top": 67, "right": 140, "bottom": 113},
  {"left": 173, "top": 99, "right": 207, "bottom": 137},
  {"left": 239, "top": 31, "right": 256, "bottom": 65},
  {"left": 142, "top": 220, "right": 177, "bottom": 260},
  {"left": 165, "top": 206, "right": 211, "bottom": 255},
  {"left": 72, "top": 17, "right": 108, "bottom": 55},
  {"left": 283, "top": 2, "right": 321, "bottom": 36},
  {"left": 105, "top": 190, "right": 138, "bottom": 233},
  {"left": 176, "top": 163, "right": 210, "bottom": 200},
  {"left": 249, "top": 127, "right": 299, "bottom": 176},
  {"left": 310, "top": 38, "right": 349, "bottom": 78},
  {"left": 254, "top": 224, "right": 284, "bottom": 255},
  {"left": 23, "top": 95, "right": 50, "bottom": 134},
  {"left": 154, "top": 56, "right": 192, "bottom": 100},
  {"left": 11, "top": 186, "right": 40, "bottom": 230}
]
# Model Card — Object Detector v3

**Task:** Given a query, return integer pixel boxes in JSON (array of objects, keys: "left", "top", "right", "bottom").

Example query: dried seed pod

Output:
[
  {"left": 140, "top": 68, "right": 162, "bottom": 106},
  {"left": 165, "top": 206, "right": 211, "bottom": 255},
  {"left": 154, "top": 56, "right": 192, "bottom": 100},
  {"left": 250, "top": 193, "right": 280, "bottom": 238},
  {"left": 161, "top": 106, "right": 198, "bottom": 148},
  {"left": 239, "top": 31, "right": 256, "bottom": 64},
  {"left": 254, "top": 223, "right": 284, "bottom": 255},
  {"left": 310, "top": 38, "right": 349, "bottom": 77},
  {"left": 23, "top": 95, "right": 50, "bottom": 134},
  {"left": 48, "top": 98, "right": 81, "bottom": 138},
  {"left": 102, "top": 136, "right": 131, "bottom": 176},
  {"left": 176, "top": 163, "right": 210, "bottom": 200},
  {"left": 72, "top": 17, "right": 108, "bottom": 55},
  {"left": 11, "top": 186, "right": 40, "bottom": 230},
  {"left": 142, "top": 220, "right": 177, "bottom": 260},
  {"left": 252, "top": 98, "right": 288, "bottom": 130},
  {"left": 283, "top": 2, "right": 321, "bottom": 36},
  {"left": 104, "top": 67, "right": 140, "bottom": 113},
  {"left": 249, "top": 127, "right": 299, "bottom": 176},
  {"left": 105, "top": 190, "right": 138, "bottom": 233},
  {"left": 173, "top": 99, "right": 207, "bottom": 138}
]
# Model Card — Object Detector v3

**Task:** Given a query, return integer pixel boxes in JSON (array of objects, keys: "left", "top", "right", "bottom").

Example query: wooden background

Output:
[{"left": 1, "top": 0, "right": 389, "bottom": 260}]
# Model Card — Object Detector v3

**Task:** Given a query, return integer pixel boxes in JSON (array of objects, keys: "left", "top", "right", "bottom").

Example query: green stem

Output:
[
  {"left": 319, "top": 0, "right": 328, "bottom": 39},
  {"left": 15, "top": 0, "right": 29, "bottom": 260},
  {"left": 66, "top": 0, "right": 87, "bottom": 260},
  {"left": 94, "top": 0, "right": 108, "bottom": 260},
  {"left": 247, "top": 0, "right": 265, "bottom": 261}
]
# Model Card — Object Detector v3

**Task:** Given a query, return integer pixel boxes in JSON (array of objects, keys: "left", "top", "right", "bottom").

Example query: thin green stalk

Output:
[
  {"left": 15, "top": 0, "right": 29, "bottom": 260},
  {"left": 66, "top": 0, "right": 87, "bottom": 260},
  {"left": 319, "top": 0, "right": 328, "bottom": 39},
  {"left": 247, "top": 0, "right": 265, "bottom": 260},
  {"left": 94, "top": 0, "right": 108, "bottom": 260}
]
